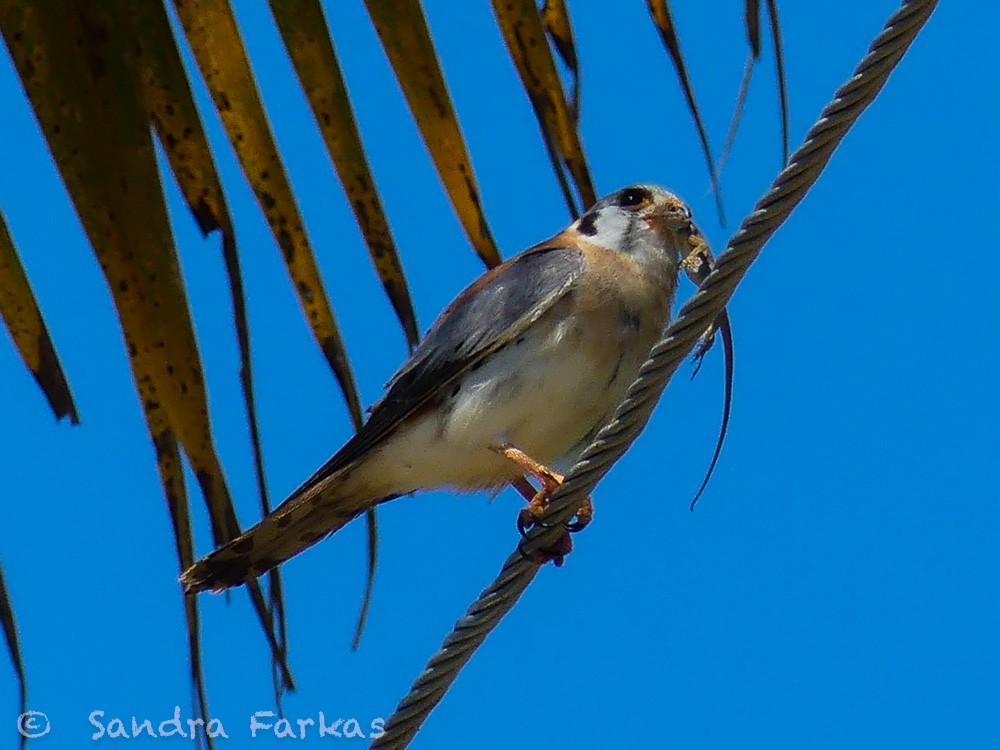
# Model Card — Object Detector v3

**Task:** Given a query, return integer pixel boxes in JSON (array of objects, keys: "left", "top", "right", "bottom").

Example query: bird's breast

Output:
[{"left": 423, "top": 288, "right": 664, "bottom": 488}]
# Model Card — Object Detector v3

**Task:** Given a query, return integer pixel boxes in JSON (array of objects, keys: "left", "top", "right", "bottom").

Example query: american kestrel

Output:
[{"left": 182, "top": 184, "right": 699, "bottom": 593}]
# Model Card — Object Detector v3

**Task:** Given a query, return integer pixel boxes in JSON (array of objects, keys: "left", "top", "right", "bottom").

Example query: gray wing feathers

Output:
[
  {"left": 386, "top": 245, "right": 585, "bottom": 397},
  {"left": 295, "top": 244, "right": 585, "bottom": 492}
]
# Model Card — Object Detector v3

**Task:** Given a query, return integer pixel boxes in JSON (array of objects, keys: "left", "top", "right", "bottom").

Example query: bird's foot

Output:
[
  {"left": 511, "top": 477, "right": 555, "bottom": 534},
  {"left": 498, "top": 445, "right": 594, "bottom": 566},
  {"left": 514, "top": 494, "right": 593, "bottom": 566},
  {"left": 508, "top": 469, "right": 594, "bottom": 533}
]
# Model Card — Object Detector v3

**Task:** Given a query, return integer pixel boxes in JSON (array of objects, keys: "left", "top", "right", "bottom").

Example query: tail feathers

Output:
[{"left": 181, "top": 488, "right": 374, "bottom": 594}]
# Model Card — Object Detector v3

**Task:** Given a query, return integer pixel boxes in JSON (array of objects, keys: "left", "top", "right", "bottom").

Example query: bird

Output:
[{"left": 181, "top": 184, "right": 699, "bottom": 594}]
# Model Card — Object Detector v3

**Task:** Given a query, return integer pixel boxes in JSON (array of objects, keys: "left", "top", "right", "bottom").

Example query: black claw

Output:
[
  {"left": 517, "top": 507, "right": 560, "bottom": 535},
  {"left": 516, "top": 509, "right": 534, "bottom": 537}
]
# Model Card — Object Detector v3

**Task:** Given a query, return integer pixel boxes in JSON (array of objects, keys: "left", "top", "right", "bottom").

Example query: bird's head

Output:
[{"left": 572, "top": 184, "right": 695, "bottom": 266}]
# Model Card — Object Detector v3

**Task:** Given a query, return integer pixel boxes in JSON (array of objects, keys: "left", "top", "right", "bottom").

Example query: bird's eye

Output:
[{"left": 618, "top": 187, "right": 653, "bottom": 210}]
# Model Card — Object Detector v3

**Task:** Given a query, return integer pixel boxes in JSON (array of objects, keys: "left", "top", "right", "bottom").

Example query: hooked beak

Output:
[{"left": 643, "top": 198, "right": 695, "bottom": 238}]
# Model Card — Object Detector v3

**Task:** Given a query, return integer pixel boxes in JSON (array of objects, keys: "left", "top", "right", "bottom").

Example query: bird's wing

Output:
[{"left": 289, "top": 239, "right": 586, "bottom": 498}]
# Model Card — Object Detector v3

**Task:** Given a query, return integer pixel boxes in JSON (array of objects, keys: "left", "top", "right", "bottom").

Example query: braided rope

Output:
[{"left": 371, "top": 1, "right": 938, "bottom": 746}]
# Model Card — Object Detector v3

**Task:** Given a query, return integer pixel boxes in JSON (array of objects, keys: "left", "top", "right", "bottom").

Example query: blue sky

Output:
[{"left": 1, "top": 1, "right": 996, "bottom": 747}]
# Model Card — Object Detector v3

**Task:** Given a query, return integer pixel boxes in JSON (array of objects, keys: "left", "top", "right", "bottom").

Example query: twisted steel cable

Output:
[{"left": 371, "top": 1, "right": 938, "bottom": 746}]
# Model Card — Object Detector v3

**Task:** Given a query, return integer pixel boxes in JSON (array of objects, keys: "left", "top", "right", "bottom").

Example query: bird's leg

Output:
[
  {"left": 493, "top": 443, "right": 565, "bottom": 532},
  {"left": 491, "top": 443, "right": 594, "bottom": 566},
  {"left": 494, "top": 443, "right": 565, "bottom": 490}
]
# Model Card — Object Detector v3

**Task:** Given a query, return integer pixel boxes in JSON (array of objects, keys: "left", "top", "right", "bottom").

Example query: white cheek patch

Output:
[{"left": 583, "top": 208, "right": 631, "bottom": 249}]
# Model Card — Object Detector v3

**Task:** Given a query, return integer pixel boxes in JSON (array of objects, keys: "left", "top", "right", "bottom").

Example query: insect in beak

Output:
[{"left": 644, "top": 200, "right": 694, "bottom": 236}]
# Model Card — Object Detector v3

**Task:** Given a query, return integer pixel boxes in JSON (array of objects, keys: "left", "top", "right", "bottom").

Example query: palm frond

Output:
[
  {"left": 765, "top": 0, "right": 790, "bottom": 165},
  {"left": 0, "top": 208, "right": 79, "bottom": 424},
  {"left": 0, "top": 0, "right": 293, "bottom": 716},
  {"left": 269, "top": 0, "right": 420, "bottom": 352},
  {"left": 132, "top": 0, "right": 291, "bottom": 696},
  {"left": 647, "top": 0, "right": 726, "bottom": 226},
  {"left": 0, "top": 559, "right": 26, "bottom": 750},
  {"left": 363, "top": 0, "right": 501, "bottom": 269},
  {"left": 540, "top": 0, "right": 581, "bottom": 123},
  {"left": 492, "top": 0, "right": 595, "bottom": 217},
  {"left": 171, "top": 0, "right": 364, "bottom": 428}
]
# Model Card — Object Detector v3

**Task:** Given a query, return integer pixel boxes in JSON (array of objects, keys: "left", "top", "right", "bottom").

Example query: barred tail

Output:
[{"left": 181, "top": 480, "right": 381, "bottom": 594}]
